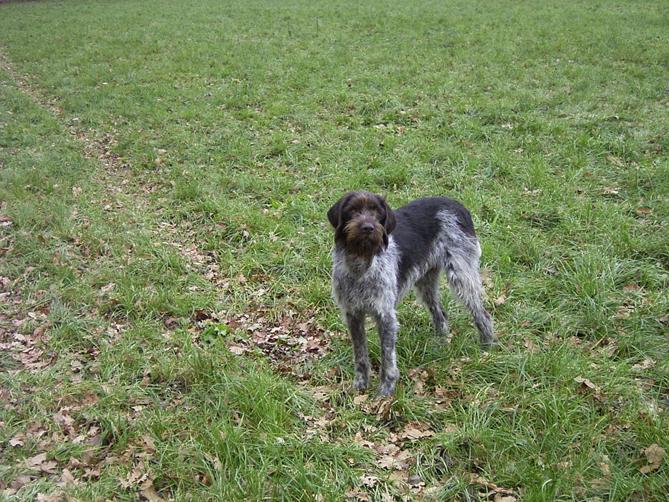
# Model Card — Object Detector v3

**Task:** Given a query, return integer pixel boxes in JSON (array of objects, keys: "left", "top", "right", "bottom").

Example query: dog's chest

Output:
[{"left": 332, "top": 252, "right": 397, "bottom": 313}]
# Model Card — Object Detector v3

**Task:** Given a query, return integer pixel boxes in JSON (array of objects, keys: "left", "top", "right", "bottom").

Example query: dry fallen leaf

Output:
[
  {"left": 228, "top": 345, "right": 246, "bottom": 355},
  {"left": 36, "top": 494, "right": 64, "bottom": 502},
  {"left": 387, "top": 470, "right": 406, "bottom": 486},
  {"left": 359, "top": 474, "right": 380, "bottom": 488},
  {"left": 640, "top": 444, "right": 665, "bottom": 474},
  {"left": 9, "top": 436, "right": 24, "bottom": 447},
  {"left": 25, "top": 453, "right": 48, "bottom": 469},
  {"left": 353, "top": 394, "right": 369, "bottom": 406},
  {"left": 380, "top": 491, "right": 395, "bottom": 502},
  {"left": 40, "top": 460, "right": 58, "bottom": 474},
  {"left": 574, "top": 376, "right": 603, "bottom": 401},
  {"left": 353, "top": 432, "right": 375, "bottom": 449},
  {"left": 574, "top": 376, "right": 597, "bottom": 390},
  {"left": 358, "top": 396, "right": 394, "bottom": 420},
  {"left": 140, "top": 479, "right": 166, "bottom": 502},
  {"left": 523, "top": 339, "right": 537, "bottom": 353},
  {"left": 614, "top": 304, "right": 634, "bottom": 319},
  {"left": 599, "top": 454, "right": 611, "bottom": 477},
  {"left": 10, "top": 475, "right": 34, "bottom": 490},
  {"left": 494, "top": 495, "right": 517, "bottom": 502},
  {"left": 310, "top": 386, "right": 333, "bottom": 402},
  {"left": 345, "top": 488, "right": 369, "bottom": 501},
  {"left": 408, "top": 368, "right": 431, "bottom": 396},
  {"left": 376, "top": 444, "right": 413, "bottom": 471},
  {"left": 59, "top": 468, "right": 77, "bottom": 487},
  {"left": 399, "top": 422, "right": 434, "bottom": 441},
  {"left": 468, "top": 473, "right": 516, "bottom": 498},
  {"left": 632, "top": 358, "right": 656, "bottom": 371},
  {"left": 375, "top": 397, "right": 394, "bottom": 420},
  {"left": 120, "top": 464, "right": 149, "bottom": 489}
]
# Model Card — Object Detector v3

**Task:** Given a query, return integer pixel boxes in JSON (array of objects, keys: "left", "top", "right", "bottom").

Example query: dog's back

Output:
[{"left": 391, "top": 196, "right": 477, "bottom": 294}]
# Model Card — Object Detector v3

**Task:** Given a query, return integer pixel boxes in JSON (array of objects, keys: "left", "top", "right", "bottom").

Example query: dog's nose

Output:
[{"left": 360, "top": 223, "right": 374, "bottom": 233}]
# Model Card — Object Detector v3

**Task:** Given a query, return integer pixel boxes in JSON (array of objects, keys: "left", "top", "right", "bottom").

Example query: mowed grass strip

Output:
[{"left": 1, "top": 0, "right": 668, "bottom": 500}]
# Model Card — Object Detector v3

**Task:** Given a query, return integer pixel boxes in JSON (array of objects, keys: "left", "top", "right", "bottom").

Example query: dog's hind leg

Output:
[
  {"left": 415, "top": 267, "right": 449, "bottom": 336},
  {"left": 345, "top": 312, "right": 371, "bottom": 390},
  {"left": 444, "top": 241, "right": 498, "bottom": 347}
]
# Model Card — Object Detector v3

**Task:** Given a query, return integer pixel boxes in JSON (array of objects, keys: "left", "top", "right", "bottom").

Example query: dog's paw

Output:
[
  {"left": 436, "top": 318, "right": 450, "bottom": 334},
  {"left": 377, "top": 380, "right": 397, "bottom": 397},
  {"left": 353, "top": 374, "right": 369, "bottom": 391},
  {"left": 481, "top": 336, "right": 500, "bottom": 349},
  {"left": 435, "top": 327, "right": 450, "bottom": 337}
]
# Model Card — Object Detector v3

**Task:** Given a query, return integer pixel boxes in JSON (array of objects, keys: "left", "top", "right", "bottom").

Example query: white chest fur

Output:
[{"left": 331, "top": 238, "right": 399, "bottom": 316}]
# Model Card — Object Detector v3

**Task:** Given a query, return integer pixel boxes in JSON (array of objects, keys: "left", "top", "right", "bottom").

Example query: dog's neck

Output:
[{"left": 335, "top": 246, "right": 383, "bottom": 276}]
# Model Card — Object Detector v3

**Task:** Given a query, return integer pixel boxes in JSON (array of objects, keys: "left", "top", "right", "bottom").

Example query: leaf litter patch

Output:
[
  {"left": 2, "top": 399, "right": 108, "bottom": 498},
  {"left": 189, "top": 307, "right": 341, "bottom": 377},
  {"left": 0, "top": 275, "right": 55, "bottom": 374}
]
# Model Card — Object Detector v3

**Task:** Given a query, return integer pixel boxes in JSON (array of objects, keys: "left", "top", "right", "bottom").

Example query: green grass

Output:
[{"left": 1, "top": 0, "right": 668, "bottom": 500}]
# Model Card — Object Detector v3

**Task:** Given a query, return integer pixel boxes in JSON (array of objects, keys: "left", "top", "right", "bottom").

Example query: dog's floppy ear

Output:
[
  {"left": 327, "top": 198, "right": 342, "bottom": 229},
  {"left": 327, "top": 192, "right": 355, "bottom": 228},
  {"left": 378, "top": 195, "right": 396, "bottom": 246},
  {"left": 327, "top": 193, "right": 354, "bottom": 244}
]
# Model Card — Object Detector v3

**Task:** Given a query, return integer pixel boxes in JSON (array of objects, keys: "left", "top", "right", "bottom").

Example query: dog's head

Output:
[{"left": 327, "top": 191, "right": 396, "bottom": 258}]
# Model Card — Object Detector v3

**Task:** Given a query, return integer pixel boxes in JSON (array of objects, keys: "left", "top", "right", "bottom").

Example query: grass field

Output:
[{"left": 1, "top": 0, "right": 668, "bottom": 500}]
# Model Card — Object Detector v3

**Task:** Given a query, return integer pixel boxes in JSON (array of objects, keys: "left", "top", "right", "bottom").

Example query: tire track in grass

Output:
[
  {"left": 1, "top": 49, "right": 145, "bottom": 381},
  {"left": 1, "top": 48, "right": 345, "bottom": 500},
  {"left": 0, "top": 48, "right": 333, "bottom": 377}
]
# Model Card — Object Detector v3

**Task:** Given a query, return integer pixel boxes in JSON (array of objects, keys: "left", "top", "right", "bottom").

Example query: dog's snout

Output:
[{"left": 360, "top": 222, "right": 375, "bottom": 233}]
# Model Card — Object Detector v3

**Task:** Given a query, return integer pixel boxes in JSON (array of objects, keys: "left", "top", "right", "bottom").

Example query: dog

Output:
[{"left": 328, "top": 191, "right": 497, "bottom": 396}]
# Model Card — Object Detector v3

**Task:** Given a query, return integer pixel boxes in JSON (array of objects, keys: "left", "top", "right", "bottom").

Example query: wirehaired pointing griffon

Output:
[{"left": 328, "top": 191, "right": 497, "bottom": 396}]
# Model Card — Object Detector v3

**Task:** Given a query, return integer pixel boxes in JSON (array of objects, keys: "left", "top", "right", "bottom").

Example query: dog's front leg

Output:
[
  {"left": 376, "top": 312, "right": 399, "bottom": 396},
  {"left": 345, "top": 311, "right": 370, "bottom": 391}
]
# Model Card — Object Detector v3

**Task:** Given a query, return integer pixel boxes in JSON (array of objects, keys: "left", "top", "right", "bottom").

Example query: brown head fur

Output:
[{"left": 327, "top": 191, "right": 396, "bottom": 259}]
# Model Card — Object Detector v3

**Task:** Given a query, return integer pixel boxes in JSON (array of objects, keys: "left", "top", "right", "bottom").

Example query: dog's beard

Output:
[{"left": 343, "top": 224, "right": 384, "bottom": 259}]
